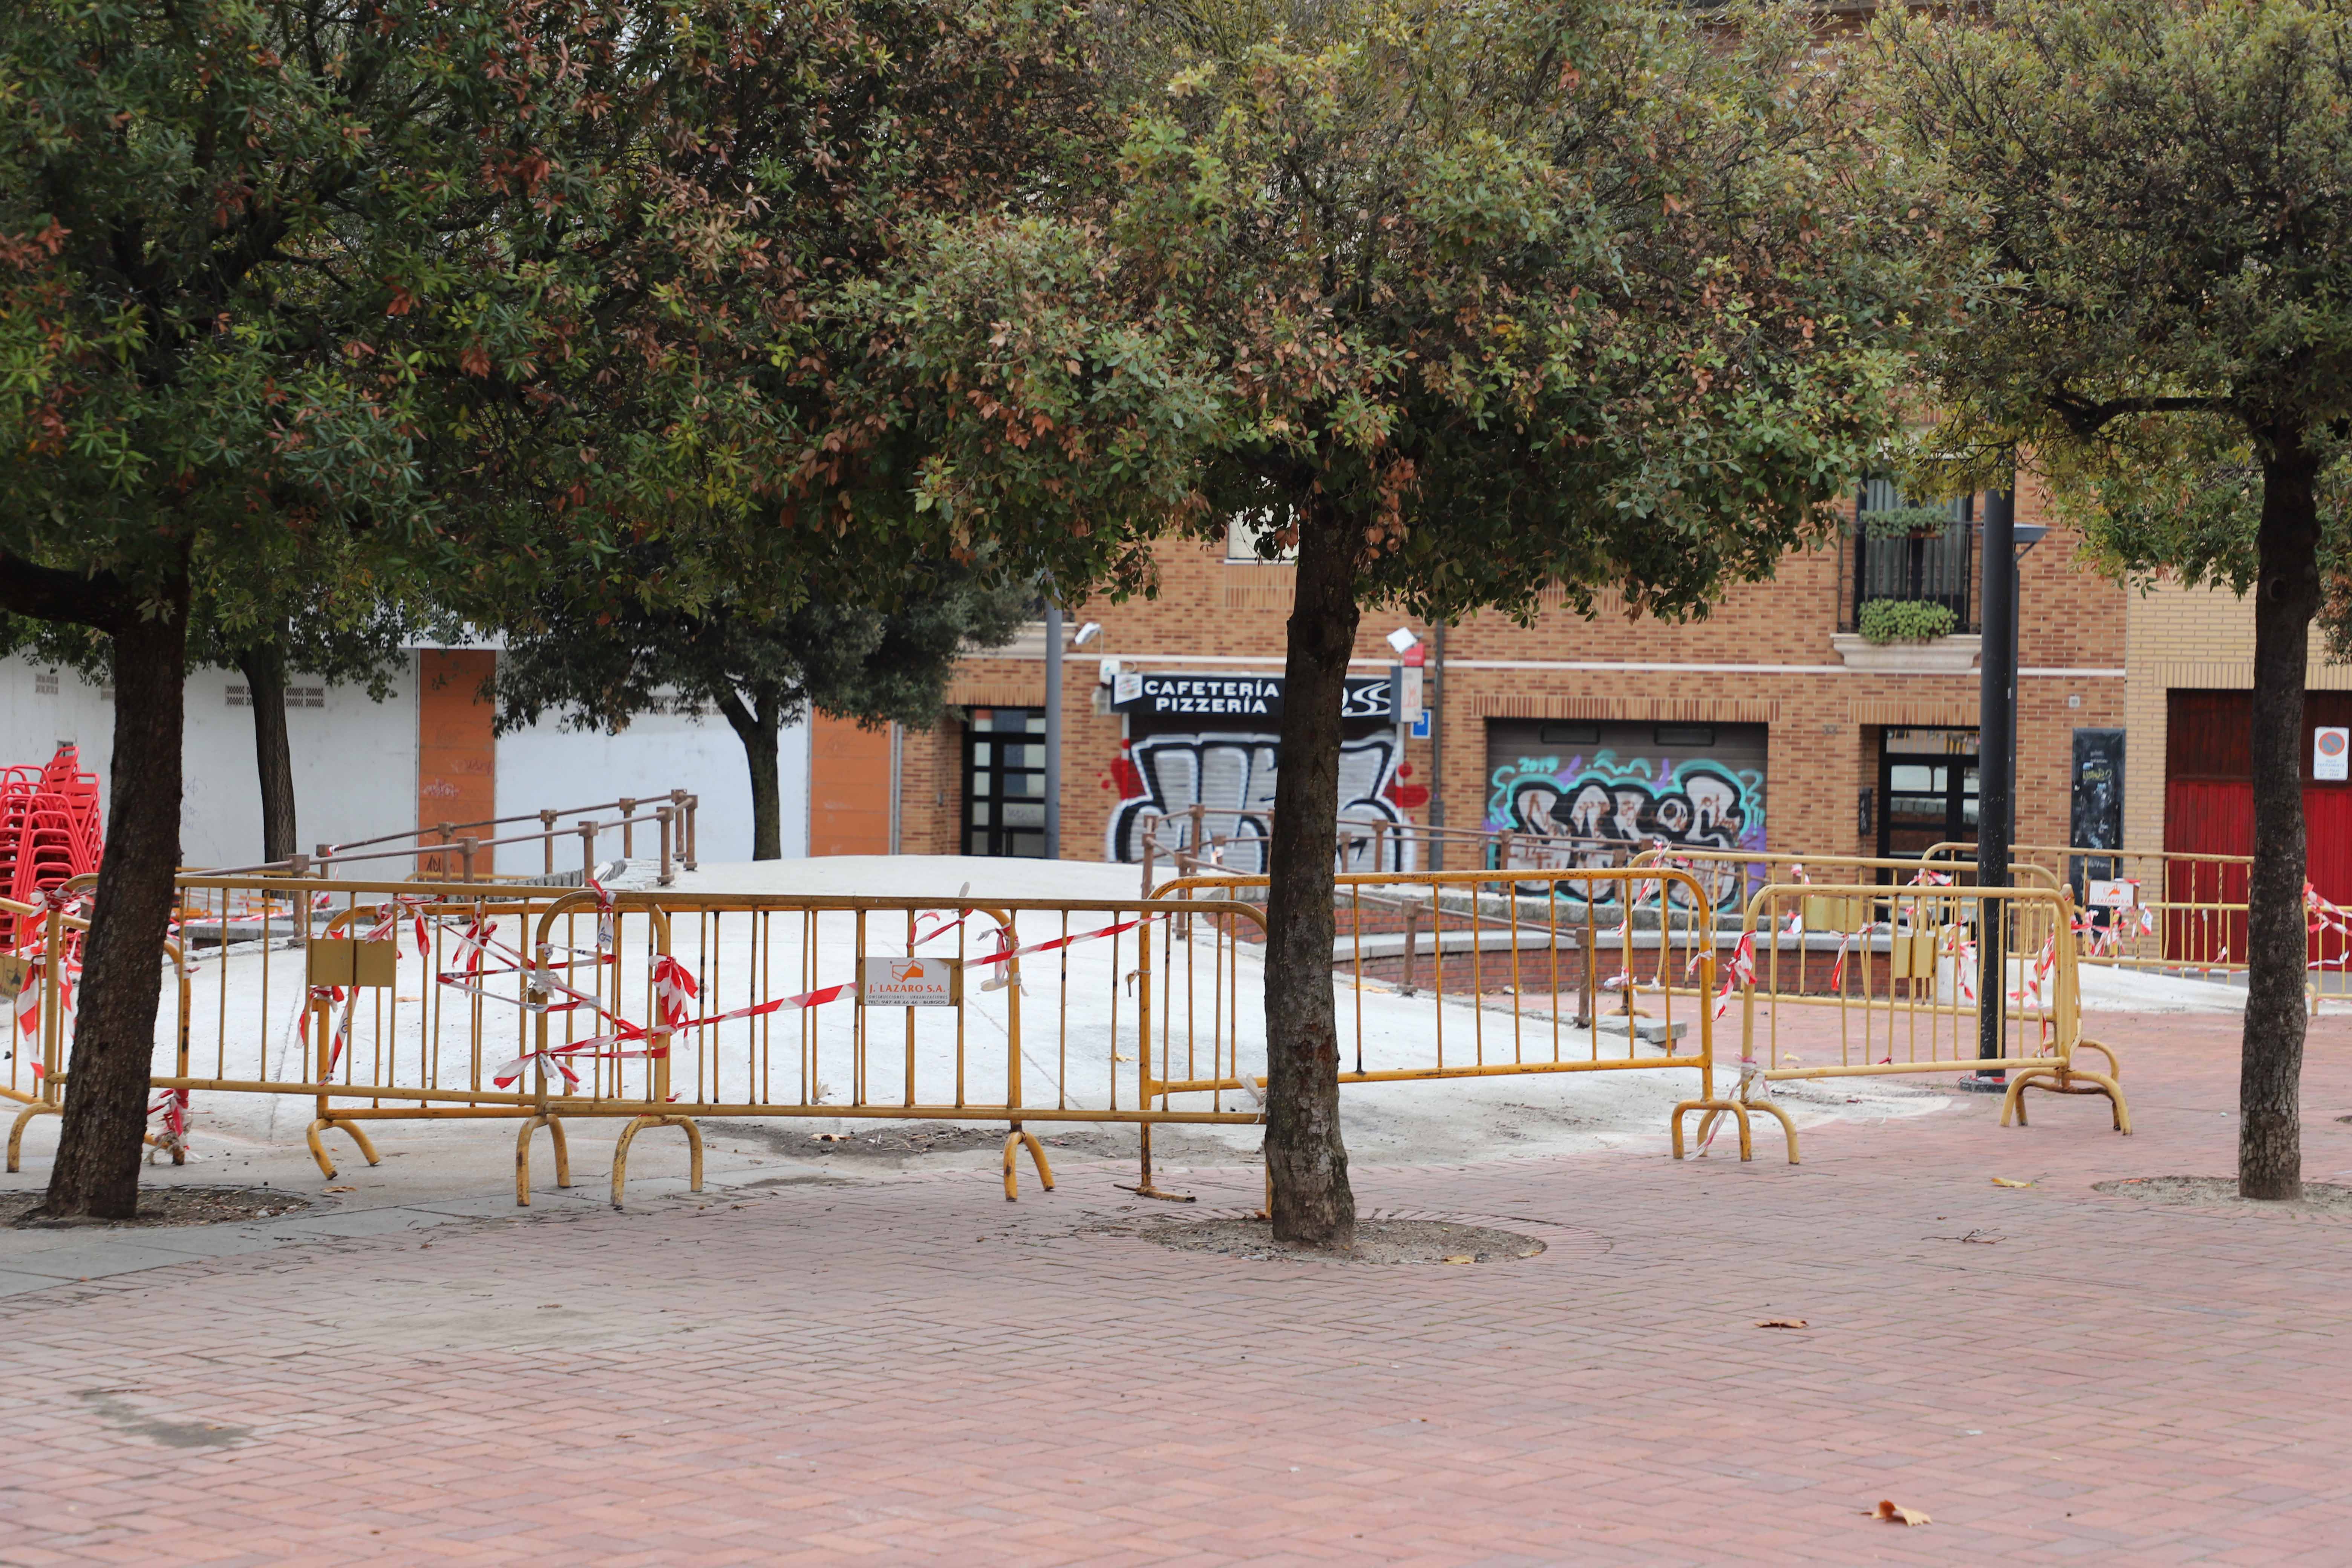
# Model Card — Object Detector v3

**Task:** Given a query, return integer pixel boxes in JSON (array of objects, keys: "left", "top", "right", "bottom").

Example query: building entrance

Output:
[
  {"left": 1877, "top": 727, "right": 1980, "bottom": 861},
  {"left": 962, "top": 709, "right": 1048, "bottom": 858}
]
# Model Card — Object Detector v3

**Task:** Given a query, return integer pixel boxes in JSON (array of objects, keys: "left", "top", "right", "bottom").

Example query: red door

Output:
[{"left": 2164, "top": 689, "right": 2352, "bottom": 965}]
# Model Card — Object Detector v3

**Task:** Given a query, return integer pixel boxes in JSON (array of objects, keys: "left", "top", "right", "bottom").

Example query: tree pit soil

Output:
[
  {"left": 2092, "top": 1176, "right": 2352, "bottom": 1214},
  {"left": 5, "top": 1186, "right": 313, "bottom": 1230},
  {"left": 1137, "top": 1216, "right": 1545, "bottom": 1265}
]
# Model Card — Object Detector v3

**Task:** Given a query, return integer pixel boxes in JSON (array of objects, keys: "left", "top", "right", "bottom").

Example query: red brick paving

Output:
[{"left": 2, "top": 1008, "right": 2350, "bottom": 1564}]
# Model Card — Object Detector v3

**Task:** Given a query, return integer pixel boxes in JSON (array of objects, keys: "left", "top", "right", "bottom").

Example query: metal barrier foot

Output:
[
  {"left": 2001, "top": 1068, "right": 2132, "bottom": 1135},
  {"left": 611, "top": 1114, "right": 704, "bottom": 1210},
  {"left": 1744, "top": 1098, "right": 1801, "bottom": 1164},
  {"left": 514, "top": 1114, "right": 572, "bottom": 1207},
  {"left": 1001, "top": 1124, "right": 1054, "bottom": 1202},
  {"left": 1115, "top": 1126, "right": 1196, "bottom": 1203},
  {"left": 1672, "top": 1099, "right": 1762, "bottom": 1162},
  {"left": 7, "top": 1102, "right": 57, "bottom": 1173},
  {"left": 304, "top": 1118, "right": 380, "bottom": 1181}
]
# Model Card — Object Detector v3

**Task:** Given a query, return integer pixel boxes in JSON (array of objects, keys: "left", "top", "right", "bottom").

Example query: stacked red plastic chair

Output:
[{"left": 0, "top": 744, "right": 104, "bottom": 948}]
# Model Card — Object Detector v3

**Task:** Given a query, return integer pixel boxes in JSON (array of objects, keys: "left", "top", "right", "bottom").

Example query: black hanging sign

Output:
[{"left": 1109, "top": 672, "right": 1393, "bottom": 721}]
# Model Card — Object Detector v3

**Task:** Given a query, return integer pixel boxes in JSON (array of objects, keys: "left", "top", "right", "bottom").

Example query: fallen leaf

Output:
[
  {"left": 1756, "top": 1318, "right": 1809, "bottom": 1329},
  {"left": 1441, "top": 1255, "right": 1474, "bottom": 1265},
  {"left": 1870, "top": 1500, "right": 1931, "bottom": 1527},
  {"left": 1991, "top": 1176, "right": 2034, "bottom": 1188},
  {"left": 324, "top": 1185, "right": 354, "bottom": 1193}
]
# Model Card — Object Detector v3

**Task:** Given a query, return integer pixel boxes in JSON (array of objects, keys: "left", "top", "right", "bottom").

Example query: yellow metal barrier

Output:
[
  {"left": 1922, "top": 841, "right": 2281, "bottom": 983},
  {"left": 1690, "top": 880, "right": 2128, "bottom": 1163},
  {"left": 25, "top": 874, "right": 1271, "bottom": 1206},
  {"left": 1624, "top": 846, "right": 2059, "bottom": 922},
  {"left": 4, "top": 882, "right": 192, "bottom": 1171},
  {"left": 12, "top": 864, "right": 2130, "bottom": 1205},
  {"left": 1145, "top": 867, "right": 1789, "bottom": 1162}
]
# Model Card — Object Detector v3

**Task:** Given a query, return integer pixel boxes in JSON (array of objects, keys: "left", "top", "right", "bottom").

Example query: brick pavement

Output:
[{"left": 1, "top": 1008, "right": 2349, "bottom": 1565}]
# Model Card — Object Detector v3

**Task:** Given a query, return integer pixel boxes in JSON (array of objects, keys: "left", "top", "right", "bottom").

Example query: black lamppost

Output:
[
  {"left": 1969, "top": 479, "right": 2044, "bottom": 1087},
  {"left": 1044, "top": 598, "right": 1063, "bottom": 859}
]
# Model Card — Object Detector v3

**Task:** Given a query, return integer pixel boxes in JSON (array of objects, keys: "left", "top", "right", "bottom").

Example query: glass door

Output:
[{"left": 962, "top": 709, "right": 1049, "bottom": 858}]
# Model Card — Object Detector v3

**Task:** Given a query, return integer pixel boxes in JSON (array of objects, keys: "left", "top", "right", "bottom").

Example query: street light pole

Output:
[
  {"left": 1975, "top": 480, "right": 2018, "bottom": 1084},
  {"left": 1044, "top": 597, "right": 1063, "bottom": 859}
]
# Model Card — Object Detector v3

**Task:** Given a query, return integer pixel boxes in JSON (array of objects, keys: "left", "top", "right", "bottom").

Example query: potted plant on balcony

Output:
[
  {"left": 1858, "top": 503, "right": 1956, "bottom": 539},
  {"left": 1857, "top": 597, "right": 1959, "bottom": 643}
]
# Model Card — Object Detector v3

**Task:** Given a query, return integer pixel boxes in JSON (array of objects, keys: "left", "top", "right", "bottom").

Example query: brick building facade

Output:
[{"left": 807, "top": 476, "right": 2157, "bottom": 874}]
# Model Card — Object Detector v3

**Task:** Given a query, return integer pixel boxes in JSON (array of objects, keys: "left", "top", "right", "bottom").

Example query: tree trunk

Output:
[
  {"left": 2242, "top": 440, "right": 2319, "bottom": 1201},
  {"left": 235, "top": 641, "right": 297, "bottom": 864},
  {"left": 1263, "top": 499, "right": 1360, "bottom": 1249},
  {"left": 37, "top": 576, "right": 189, "bottom": 1220},
  {"left": 716, "top": 685, "right": 784, "bottom": 861}
]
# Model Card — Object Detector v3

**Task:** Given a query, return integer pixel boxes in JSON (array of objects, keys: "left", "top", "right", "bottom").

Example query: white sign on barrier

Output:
[
  {"left": 2087, "top": 879, "right": 2138, "bottom": 909},
  {"left": 859, "top": 956, "right": 961, "bottom": 1006}
]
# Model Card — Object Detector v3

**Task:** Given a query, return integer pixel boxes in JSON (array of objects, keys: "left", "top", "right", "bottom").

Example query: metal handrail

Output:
[{"left": 203, "top": 790, "right": 701, "bottom": 887}]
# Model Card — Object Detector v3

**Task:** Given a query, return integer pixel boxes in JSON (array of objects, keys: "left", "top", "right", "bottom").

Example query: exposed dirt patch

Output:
[
  {"left": 1035, "top": 1129, "right": 1250, "bottom": 1161},
  {"left": 727, "top": 1123, "right": 1245, "bottom": 1165},
  {"left": 2092, "top": 1176, "right": 2352, "bottom": 1214},
  {"left": 1135, "top": 1215, "right": 1546, "bottom": 1265},
  {"left": 727, "top": 1125, "right": 1008, "bottom": 1161},
  {"left": 5, "top": 1186, "right": 312, "bottom": 1229}
]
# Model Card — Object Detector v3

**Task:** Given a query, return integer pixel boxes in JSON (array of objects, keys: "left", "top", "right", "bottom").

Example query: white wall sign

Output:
[
  {"left": 2317, "top": 727, "right": 2350, "bottom": 782},
  {"left": 859, "top": 956, "right": 961, "bottom": 1007}
]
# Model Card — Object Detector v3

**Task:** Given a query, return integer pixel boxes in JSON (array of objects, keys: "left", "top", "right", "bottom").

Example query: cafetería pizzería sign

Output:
[{"left": 1109, "top": 672, "right": 1393, "bottom": 721}]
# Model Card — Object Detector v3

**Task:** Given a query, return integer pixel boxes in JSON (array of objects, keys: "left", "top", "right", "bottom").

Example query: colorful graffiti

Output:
[
  {"left": 1105, "top": 731, "right": 1421, "bottom": 873},
  {"left": 1484, "top": 750, "right": 1765, "bottom": 902}
]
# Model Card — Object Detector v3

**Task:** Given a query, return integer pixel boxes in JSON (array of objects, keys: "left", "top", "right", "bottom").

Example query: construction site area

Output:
[{"left": 0, "top": 834, "right": 2342, "bottom": 1563}]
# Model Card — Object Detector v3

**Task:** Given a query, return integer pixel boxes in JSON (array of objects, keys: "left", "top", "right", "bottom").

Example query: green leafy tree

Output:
[
  {"left": 880, "top": 0, "right": 1914, "bottom": 1244},
  {"left": 1875, "top": 0, "right": 2352, "bottom": 1200},
  {"left": 492, "top": 560, "right": 1030, "bottom": 859},
  {"left": 0, "top": 0, "right": 1105, "bottom": 1218}
]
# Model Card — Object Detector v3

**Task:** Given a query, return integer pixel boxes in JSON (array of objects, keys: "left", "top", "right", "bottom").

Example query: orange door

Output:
[
  {"left": 809, "top": 713, "right": 892, "bottom": 855},
  {"left": 417, "top": 650, "right": 498, "bottom": 875}
]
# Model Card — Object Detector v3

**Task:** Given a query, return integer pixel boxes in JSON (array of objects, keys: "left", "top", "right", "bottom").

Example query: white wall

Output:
[
  {"left": 0, "top": 652, "right": 808, "bottom": 873},
  {"left": 492, "top": 704, "right": 807, "bottom": 873},
  {"left": 0, "top": 653, "right": 418, "bottom": 870},
  {"left": 0, "top": 656, "right": 116, "bottom": 825},
  {"left": 190, "top": 661, "right": 420, "bottom": 868}
]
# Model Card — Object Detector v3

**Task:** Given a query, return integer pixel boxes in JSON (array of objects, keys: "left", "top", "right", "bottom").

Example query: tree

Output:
[
  {"left": 883, "top": 0, "right": 1913, "bottom": 1245},
  {"left": 0, "top": 0, "right": 1109, "bottom": 1217},
  {"left": 493, "top": 560, "right": 1029, "bottom": 859},
  {"left": 0, "top": 0, "right": 777, "bottom": 1219},
  {"left": 1875, "top": 0, "right": 2352, "bottom": 1200}
]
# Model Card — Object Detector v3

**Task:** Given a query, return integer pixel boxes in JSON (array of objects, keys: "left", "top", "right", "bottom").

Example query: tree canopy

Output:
[
  {"left": 0, "top": 0, "right": 1093, "bottom": 1217},
  {"left": 879, "top": 0, "right": 1918, "bottom": 1242},
  {"left": 1873, "top": 0, "right": 2352, "bottom": 1198},
  {"left": 494, "top": 557, "right": 1030, "bottom": 859}
]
